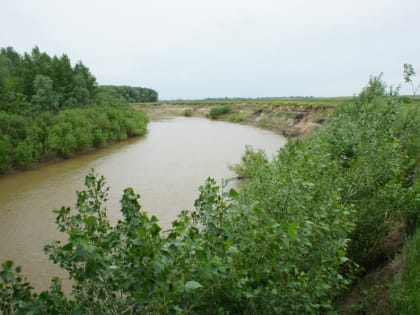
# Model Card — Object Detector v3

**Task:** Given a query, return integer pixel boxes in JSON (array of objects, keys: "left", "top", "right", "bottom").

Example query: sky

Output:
[{"left": 1, "top": 0, "right": 419, "bottom": 100}]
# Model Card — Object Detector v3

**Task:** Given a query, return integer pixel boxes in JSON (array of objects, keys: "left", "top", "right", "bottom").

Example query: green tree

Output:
[
  {"left": 73, "top": 61, "right": 97, "bottom": 99},
  {"left": 20, "top": 47, "right": 53, "bottom": 100},
  {"left": 0, "top": 55, "right": 9, "bottom": 104},
  {"left": 403, "top": 63, "right": 420, "bottom": 99},
  {"left": 51, "top": 54, "right": 73, "bottom": 102},
  {"left": 97, "top": 85, "right": 158, "bottom": 103},
  {"left": 0, "top": 47, "right": 24, "bottom": 96},
  {"left": 356, "top": 74, "right": 387, "bottom": 104},
  {"left": 31, "top": 75, "right": 59, "bottom": 113},
  {"left": 65, "top": 73, "right": 90, "bottom": 107},
  {"left": 0, "top": 135, "right": 13, "bottom": 172}
]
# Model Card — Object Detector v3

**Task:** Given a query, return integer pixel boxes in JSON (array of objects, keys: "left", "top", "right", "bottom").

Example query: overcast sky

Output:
[{"left": 1, "top": 0, "right": 419, "bottom": 99}]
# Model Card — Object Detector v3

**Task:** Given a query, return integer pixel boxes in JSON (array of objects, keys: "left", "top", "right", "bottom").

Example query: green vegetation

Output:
[
  {"left": 98, "top": 85, "right": 158, "bottom": 104},
  {"left": 183, "top": 108, "right": 193, "bottom": 117},
  {"left": 1, "top": 75, "right": 418, "bottom": 313},
  {"left": 391, "top": 229, "right": 420, "bottom": 314},
  {"left": 228, "top": 145, "right": 268, "bottom": 179},
  {"left": 0, "top": 107, "right": 148, "bottom": 172},
  {"left": 0, "top": 46, "right": 158, "bottom": 114},
  {"left": 403, "top": 63, "right": 420, "bottom": 99},
  {"left": 140, "top": 95, "right": 420, "bottom": 109},
  {"left": 0, "top": 46, "right": 152, "bottom": 174},
  {"left": 141, "top": 96, "right": 353, "bottom": 108},
  {"left": 0, "top": 46, "right": 97, "bottom": 114},
  {"left": 388, "top": 103, "right": 420, "bottom": 315},
  {"left": 208, "top": 104, "right": 232, "bottom": 119}
]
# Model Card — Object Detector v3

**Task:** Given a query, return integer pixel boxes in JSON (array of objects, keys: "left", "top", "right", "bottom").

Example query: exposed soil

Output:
[
  {"left": 132, "top": 103, "right": 334, "bottom": 138},
  {"left": 335, "top": 222, "right": 407, "bottom": 314}
]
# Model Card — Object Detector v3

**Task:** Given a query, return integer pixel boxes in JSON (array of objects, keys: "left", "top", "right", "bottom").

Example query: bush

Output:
[
  {"left": 1, "top": 76, "right": 418, "bottom": 313},
  {"left": 0, "top": 106, "right": 148, "bottom": 172},
  {"left": 0, "top": 170, "right": 353, "bottom": 313},
  {"left": 228, "top": 145, "right": 269, "bottom": 179},
  {"left": 183, "top": 108, "right": 193, "bottom": 117},
  {"left": 209, "top": 105, "right": 232, "bottom": 119}
]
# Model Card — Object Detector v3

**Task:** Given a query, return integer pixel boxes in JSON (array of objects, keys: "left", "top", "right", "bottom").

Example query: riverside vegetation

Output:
[
  {"left": 0, "top": 46, "right": 153, "bottom": 174},
  {"left": 1, "top": 73, "right": 419, "bottom": 314}
]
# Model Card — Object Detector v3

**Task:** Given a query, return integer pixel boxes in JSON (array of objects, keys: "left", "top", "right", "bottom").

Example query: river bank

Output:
[
  {"left": 1, "top": 102, "right": 331, "bottom": 178},
  {"left": 133, "top": 100, "right": 419, "bottom": 314},
  {"left": 0, "top": 106, "right": 149, "bottom": 176},
  {"left": 0, "top": 117, "right": 286, "bottom": 292},
  {"left": 132, "top": 102, "right": 335, "bottom": 138},
  {"left": 2, "top": 93, "right": 418, "bottom": 312}
]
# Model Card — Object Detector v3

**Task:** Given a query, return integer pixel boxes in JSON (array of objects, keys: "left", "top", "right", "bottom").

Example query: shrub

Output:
[
  {"left": 0, "top": 106, "right": 148, "bottom": 172},
  {"left": 228, "top": 145, "right": 269, "bottom": 179},
  {"left": 209, "top": 105, "right": 232, "bottom": 119},
  {"left": 183, "top": 108, "right": 193, "bottom": 117},
  {"left": 0, "top": 170, "right": 354, "bottom": 313}
]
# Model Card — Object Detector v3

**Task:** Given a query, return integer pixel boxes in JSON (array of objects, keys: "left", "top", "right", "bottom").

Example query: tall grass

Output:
[{"left": 391, "top": 229, "right": 420, "bottom": 314}]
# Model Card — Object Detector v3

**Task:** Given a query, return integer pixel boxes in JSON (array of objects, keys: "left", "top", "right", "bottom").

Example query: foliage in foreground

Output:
[
  {"left": 1, "top": 171, "right": 351, "bottom": 314},
  {"left": 240, "top": 79, "right": 418, "bottom": 267},
  {"left": 1, "top": 77, "right": 419, "bottom": 314}
]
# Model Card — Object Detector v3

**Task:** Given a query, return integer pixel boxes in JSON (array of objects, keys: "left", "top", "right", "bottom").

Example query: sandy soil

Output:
[{"left": 132, "top": 103, "right": 333, "bottom": 138}]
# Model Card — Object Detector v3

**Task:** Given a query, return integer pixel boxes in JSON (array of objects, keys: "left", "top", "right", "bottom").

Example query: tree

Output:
[
  {"left": 356, "top": 74, "right": 387, "bottom": 104},
  {"left": 73, "top": 61, "right": 97, "bottom": 99},
  {"left": 0, "top": 55, "right": 9, "bottom": 104},
  {"left": 0, "top": 49, "right": 31, "bottom": 114},
  {"left": 31, "top": 75, "right": 59, "bottom": 113},
  {"left": 403, "top": 63, "right": 420, "bottom": 99},
  {"left": 65, "top": 73, "right": 90, "bottom": 107},
  {"left": 0, "top": 47, "right": 24, "bottom": 95},
  {"left": 51, "top": 54, "right": 74, "bottom": 102}
]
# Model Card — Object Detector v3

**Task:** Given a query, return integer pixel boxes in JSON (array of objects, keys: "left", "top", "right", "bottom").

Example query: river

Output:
[{"left": 0, "top": 116, "right": 286, "bottom": 291}]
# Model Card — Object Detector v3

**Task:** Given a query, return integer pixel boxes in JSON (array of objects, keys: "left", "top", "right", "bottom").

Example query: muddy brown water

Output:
[{"left": 0, "top": 117, "right": 286, "bottom": 291}]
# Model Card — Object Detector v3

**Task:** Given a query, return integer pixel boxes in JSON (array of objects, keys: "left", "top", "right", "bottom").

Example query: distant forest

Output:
[
  {"left": 0, "top": 46, "right": 153, "bottom": 173},
  {"left": 98, "top": 85, "right": 158, "bottom": 104}
]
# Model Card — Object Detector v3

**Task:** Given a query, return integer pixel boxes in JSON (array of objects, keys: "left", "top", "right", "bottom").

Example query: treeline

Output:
[
  {"left": 0, "top": 77, "right": 418, "bottom": 313},
  {"left": 0, "top": 46, "right": 151, "bottom": 173},
  {"left": 98, "top": 85, "right": 158, "bottom": 103},
  {"left": 0, "top": 46, "right": 97, "bottom": 114},
  {"left": 0, "top": 46, "right": 158, "bottom": 115}
]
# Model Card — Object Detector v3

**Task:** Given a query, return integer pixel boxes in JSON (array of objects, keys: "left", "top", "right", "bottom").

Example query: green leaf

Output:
[
  {"left": 62, "top": 243, "right": 73, "bottom": 251},
  {"left": 288, "top": 222, "right": 298, "bottom": 240},
  {"left": 228, "top": 188, "right": 239, "bottom": 198},
  {"left": 185, "top": 280, "right": 203, "bottom": 291},
  {"left": 134, "top": 290, "right": 148, "bottom": 304},
  {"left": 227, "top": 246, "right": 239, "bottom": 254},
  {"left": 1, "top": 260, "right": 13, "bottom": 271},
  {"left": 0, "top": 270, "right": 14, "bottom": 282},
  {"left": 84, "top": 215, "right": 96, "bottom": 228}
]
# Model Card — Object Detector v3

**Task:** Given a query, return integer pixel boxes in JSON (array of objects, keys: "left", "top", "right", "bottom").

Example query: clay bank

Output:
[{"left": 132, "top": 101, "right": 335, "bottom": 137}]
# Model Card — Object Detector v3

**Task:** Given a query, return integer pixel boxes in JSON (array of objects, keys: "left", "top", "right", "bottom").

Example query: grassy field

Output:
[{"left": 136, "top": 96, "right": 420, "bottom": 108}]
